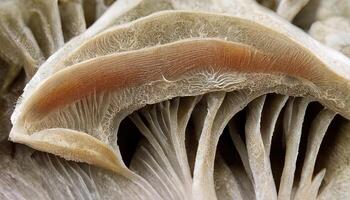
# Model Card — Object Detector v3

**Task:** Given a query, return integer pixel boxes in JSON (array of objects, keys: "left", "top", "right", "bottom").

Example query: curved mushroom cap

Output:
[
  {"left": 16, "top": 0, "right": 350, "bottom": 125},
  {"left": 9, "top": 10, "right": 350, "bottom": 174},
  {"left": 12, "top": 10, "right": 350, "bottom": 122},
  {"left": 16, "top": 38, "right": 350, "bottom": 120}
]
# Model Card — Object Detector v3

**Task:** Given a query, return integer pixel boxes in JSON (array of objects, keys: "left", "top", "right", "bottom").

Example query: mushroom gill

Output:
[
  {"left": 1, "top": 2, "right": 350, "bottom": 200},
  {"left": 3, "top": 91, "right": 350, "bottom": 199}
]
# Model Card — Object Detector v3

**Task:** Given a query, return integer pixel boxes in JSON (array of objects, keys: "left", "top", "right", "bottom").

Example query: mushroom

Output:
[{"left": 1, "top": 1, "right": 350, "bottom": 200}]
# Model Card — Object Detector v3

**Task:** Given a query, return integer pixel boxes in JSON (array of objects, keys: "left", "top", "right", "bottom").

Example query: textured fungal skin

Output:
[
  {"left": 11, "top": 11, "right": 350, "bottom": 125},
  {"left": 16, "top": 1, "right": 350, "bottom": 120},
  {"left": 1, "top": 1, "right": 350, "bottom": 200},
  {"left": 20, "top": 38, "right": 350, "bottom": 122}
]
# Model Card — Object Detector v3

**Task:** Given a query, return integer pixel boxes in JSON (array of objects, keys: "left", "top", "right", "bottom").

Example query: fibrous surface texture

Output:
[{"left": 1, "top": 0, "right": 350, "bottom": 200}]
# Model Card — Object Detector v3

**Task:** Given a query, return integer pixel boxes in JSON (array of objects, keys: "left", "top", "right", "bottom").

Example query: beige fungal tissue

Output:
[{"left": 1, "top": 0, "right": 350, "bottom": 200}]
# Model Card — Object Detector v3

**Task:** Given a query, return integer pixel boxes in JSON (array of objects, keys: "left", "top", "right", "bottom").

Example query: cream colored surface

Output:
[{"left": 1, "top": 0, "right": 350, "bottom": 199}]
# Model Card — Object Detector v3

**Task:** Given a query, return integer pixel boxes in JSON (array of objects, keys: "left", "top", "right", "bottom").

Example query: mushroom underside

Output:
[
  {"left": 1, "top": 1, "right": 350, "bottom": 200},
  {"left": 7, "top": 36, "right": 350, "bottom": 200},
  {"left": 3, "top": 89, "right": 350, "bottom": 200}
]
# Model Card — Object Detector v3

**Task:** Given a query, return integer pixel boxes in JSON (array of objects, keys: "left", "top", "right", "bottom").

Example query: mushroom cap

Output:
[{"left": 9, "top": 11, "right": 350, "bottom": 173}]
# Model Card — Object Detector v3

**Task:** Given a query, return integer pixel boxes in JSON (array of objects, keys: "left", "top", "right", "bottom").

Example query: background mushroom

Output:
[{"left": 1, "top": 0, "right": 350, "bottom": 200}]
